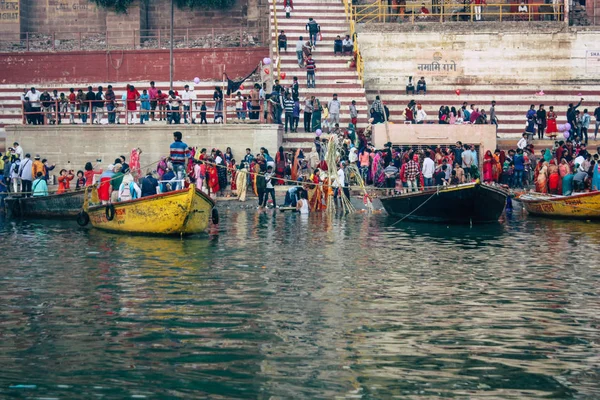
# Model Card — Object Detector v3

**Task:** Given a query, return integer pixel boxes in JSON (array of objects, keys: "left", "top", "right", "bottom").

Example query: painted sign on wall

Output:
[
  {"left": 586, "top": 50, "right": 600, "bottom": 73},
  {"left": 415, "top": 51, "right": 462, "bottom": 76},
  {"left": 0, "top": 0, "right": 19, "bottom": 22}
]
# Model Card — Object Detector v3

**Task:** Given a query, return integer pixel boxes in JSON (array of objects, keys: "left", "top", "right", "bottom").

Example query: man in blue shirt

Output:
[
  {"left": 169, "top": 131, "right": 189, "bottom": 190},
  {"left": 513, "top": 148, "right": 525, "bottom": 189}
]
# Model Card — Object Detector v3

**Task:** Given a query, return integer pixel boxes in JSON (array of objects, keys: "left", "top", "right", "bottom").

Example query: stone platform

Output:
[{"left": 4, "top": 124, "right": 282, "bottom": 172}]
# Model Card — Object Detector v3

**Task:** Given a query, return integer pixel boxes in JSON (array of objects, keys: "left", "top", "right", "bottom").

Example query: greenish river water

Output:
[{"left": 0, "top": 210, "right": 599, "bottom": 399}]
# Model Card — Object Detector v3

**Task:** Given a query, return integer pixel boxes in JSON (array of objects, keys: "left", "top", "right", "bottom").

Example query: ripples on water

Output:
[{"left": 0, "top": 209, "right": 599, "bottom": 399}]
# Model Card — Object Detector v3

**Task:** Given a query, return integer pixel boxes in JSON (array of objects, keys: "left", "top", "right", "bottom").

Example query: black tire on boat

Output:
[
  {"left": 105, "top": 204, "right": 116, "bottom": 221},
  {"left": 77, "top": 211, "right": 90, "bottom": 226},
  {"left": 211, "top": 208, "right": 219, "bottom": 225}
]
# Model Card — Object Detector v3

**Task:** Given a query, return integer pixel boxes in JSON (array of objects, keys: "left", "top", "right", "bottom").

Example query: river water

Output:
[{"left": 1, "top": 209, "right": 599, "bottom": 399}]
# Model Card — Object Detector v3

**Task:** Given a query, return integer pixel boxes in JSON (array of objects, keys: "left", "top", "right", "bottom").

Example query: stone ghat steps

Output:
[{"left": 365, "top": 86, "right": 599, "bottom": 138}]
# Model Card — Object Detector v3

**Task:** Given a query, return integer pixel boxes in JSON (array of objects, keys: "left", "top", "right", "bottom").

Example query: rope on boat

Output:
[{"left": 389, "top": 185, "right": 440, "bottom": 227}]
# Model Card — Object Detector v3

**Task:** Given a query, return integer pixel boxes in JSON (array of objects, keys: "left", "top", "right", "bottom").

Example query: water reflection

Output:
[{"left": 0, "top": 212, "right": 599, "bottom": 399}]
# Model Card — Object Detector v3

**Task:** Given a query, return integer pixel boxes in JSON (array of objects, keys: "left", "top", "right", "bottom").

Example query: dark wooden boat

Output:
[
  {"left": 380, "top": 182, "right": 508, "bottom": 224},
  {"left": 5, "top": 190, "right": 85, "bottom": 219}
]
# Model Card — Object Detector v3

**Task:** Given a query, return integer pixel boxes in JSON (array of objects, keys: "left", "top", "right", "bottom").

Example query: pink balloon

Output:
[
  {"left": 563, "top": 131, "right": 570, "bottom": 139},
  {"left": 316, "top": 129, "right": 322, "bottom": 136},
  {"left": 557, "top": 124, "right": 565, "bottom": 132},
  {"left": 193, "top": 77, "right": 200, "bottom": 84}
]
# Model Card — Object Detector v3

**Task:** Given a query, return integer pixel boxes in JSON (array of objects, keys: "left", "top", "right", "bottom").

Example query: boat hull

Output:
[
  {"left": 87, "top": 185, "right": 215, "bottom": 235},
  {"left": 519, "top": 191, "right": 600, "bottom": 219},
  {"left": 380, "top": 183, "right": 507, "bottom": 224},
  {"left": 5, "top": 191, "right": 85, "bottom": 218}
]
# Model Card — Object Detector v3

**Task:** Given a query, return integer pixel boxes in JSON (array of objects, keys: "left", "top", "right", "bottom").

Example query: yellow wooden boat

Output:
[
  {"left": 518, "top": 191, "right": 600, "bottom": 219},
  {"left": 82, "top": 184, "right": 217, "bottom": 235}
]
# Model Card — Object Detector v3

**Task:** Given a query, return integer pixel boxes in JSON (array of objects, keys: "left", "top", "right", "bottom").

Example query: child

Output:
[
  {"left": 200, "top": 101, "right": 208, "bottom": 124},
  {"left": 75, "top": 170, "right": 86, "bottom": 190},
  {"left": 285, "top": 4, "right": 292, "bottom": 18},
  {"left": 241, "top": 96, "right": 248, "bottom": 120},
  {"left": 333, "top": 35, "right": 343, "bottom": 56},
  {"left": 235, "top": 91, "right": 243, "bottom": 120},
  {"left": 140, "top": 89, "right": 150, "bottom": 124}
]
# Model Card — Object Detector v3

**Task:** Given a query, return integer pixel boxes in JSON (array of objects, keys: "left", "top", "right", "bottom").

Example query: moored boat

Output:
[
  {"left": 82, "top": 184, "right": 217, "bottom": 235},
  {"left": 5, "top": 190, "right": 85, "bottom": 219},
  {"left": 380, "top": 182, "right": 508, "bottom": 224},
  {"left": 517, "top": 191, "right": 600, "bottom": 219}
]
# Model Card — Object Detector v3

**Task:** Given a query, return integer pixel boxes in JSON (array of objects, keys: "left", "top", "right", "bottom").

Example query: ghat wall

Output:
[
  {"left": 0, "top": 47, "right": 267, "bottom": 83},
  {"left": 0, "top": 0, "right": 264, "bottom": 36},
  {"left": 357, "top": 23, "right": 600, "bottom": 87},
  {"left": 5, "top": 124, "right": 282, "bottom": 172}
]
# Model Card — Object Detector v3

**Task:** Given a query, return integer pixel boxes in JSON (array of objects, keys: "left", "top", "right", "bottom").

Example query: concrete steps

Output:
[
  {"left": 364, "top": 84, "right": 600, "bottom": 138},
  {"left": 269, "top": 0, "right": 369, "bottom": 150}
]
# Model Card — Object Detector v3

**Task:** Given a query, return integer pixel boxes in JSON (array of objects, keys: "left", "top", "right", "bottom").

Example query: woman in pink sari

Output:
[
  {"left": 483, "top": 150, "right": 494, "bottom": 183},
  {"left": 129, "top": 147, "right": 142, "bottom": 179},
  {"left": 371, "top": 151, "right": 382, "bottom": 183},
  {"left": 558, "top": 158, "right": 570, "bottom": 194}
]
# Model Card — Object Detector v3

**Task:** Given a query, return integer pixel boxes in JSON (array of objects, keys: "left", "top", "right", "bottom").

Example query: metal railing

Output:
[
  {"left": 352, "top": 1, "right": 566, "bottom": 24},
  {"left": 343, "top": 0, "right": 365, "bottom": 87},
  {"left": 20, "top": 98, "right": 273, "bottom": 126},
  {"left": 0, "top": 27, "right": 266, "bottom": 52}
]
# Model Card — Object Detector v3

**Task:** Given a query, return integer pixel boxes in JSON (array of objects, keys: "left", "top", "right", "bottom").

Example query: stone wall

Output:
[
  {"left": 357, "top": 23, "right": 600, "bottom": 87},
  {"left": 0, "top": 47, "right": 267, "bottom": 83},
  {"left": 0, "top": 0, "right": 266, "bottom": 36},
  {"left": 5, "top": 124, "right": 282, "bottom": 173}
]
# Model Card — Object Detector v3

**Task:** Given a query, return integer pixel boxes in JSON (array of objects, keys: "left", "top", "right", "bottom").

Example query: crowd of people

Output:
[
  {"left": 20, "top": 83, "right": 226, "bottom": 126},
  {"left": 4, "top": 126, "right": 600, "bottom": 213}
]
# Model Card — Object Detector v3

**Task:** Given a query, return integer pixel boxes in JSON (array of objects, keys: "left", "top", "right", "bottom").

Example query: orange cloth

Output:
[{"left": 57, "top": 174, "right": 74, "bottom": 194}]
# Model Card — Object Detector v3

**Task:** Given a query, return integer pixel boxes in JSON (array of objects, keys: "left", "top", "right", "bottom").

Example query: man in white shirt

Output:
[
  {"left": 574, "top": 154, "right": 585, "bottom": 170},
  {"left": 422, "top": 153, "right": 435, "bottom": 188},
  {"left": 517, "top": 133, "right": 528, "bottom": 150},
  {"left": 328, "top": 94, "right": 341, "bottom": 126},
  {"left": 461, "top": 144, "right": 473, "bottom": 180},
  {"left": 296, "top": 36, "right": 304, "bottom": 67},
  {"left": 333, "top": 161, "right": 349, "bottom": 209},
  {"left": 25, "top": 87, "right": 42, "bottom": 125},
  {"left": 12, "top": 142, "right": 24, "bottom": 160},
  {"left": 415, "top": 104, "right": 427, "bottom": 124},
  {"left": 181, "top": 84, "right": 196, "bottom": 124}
]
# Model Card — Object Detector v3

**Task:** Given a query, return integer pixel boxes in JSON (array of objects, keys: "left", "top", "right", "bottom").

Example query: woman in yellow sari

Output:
[
  {"left": 536, "top": 161, "right": 549, "bottom": 193},
  {"left": 291, "top": 149, "right": 301, "bottom": 182},
  {"left": 252, "top": 156, "right": 264, "bottom": 196},
  {"left": 307, "top": 169, "right": 326, "bottom": 211}
]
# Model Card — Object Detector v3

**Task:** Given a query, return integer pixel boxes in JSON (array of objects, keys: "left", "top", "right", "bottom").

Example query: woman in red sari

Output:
[
  {"left": 558, "top": 158, "right": 570, "bottom": 194},
  {"left": 229, "top": 159, "right": 237, "bottom": 192},
  {"left": 275, "top": 146, "right": 287, "bottom": 185},
  {"left": 126, "top": 84, "right": 140, "bottom": 124},
  {"left": 207, "top": 159, "right": 220, "bottom": 197},
  {"left": 546, "top": 106, "right": 558, "bottom": 139},
  {"left": 483, "top": 150, "right": 494, "bottom": 183},
  {"left": 547, "top": 159, "right": 560, "bottom": 194}
]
